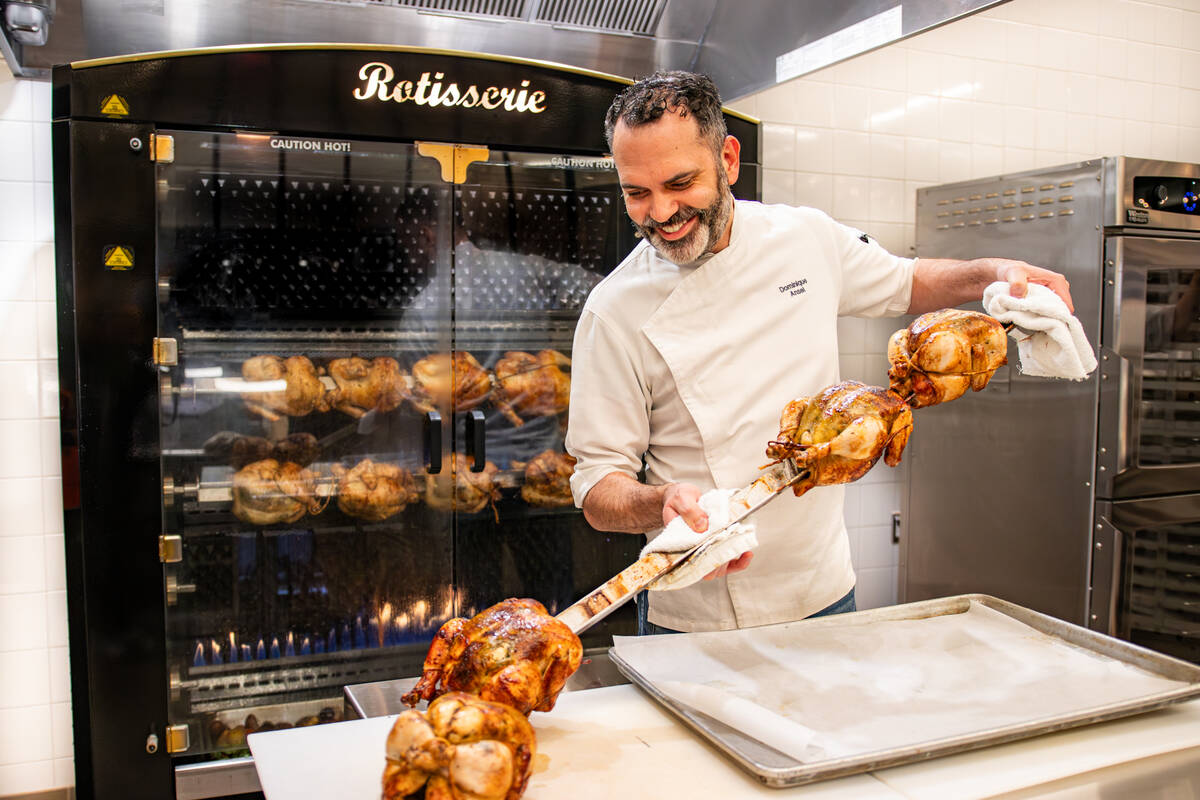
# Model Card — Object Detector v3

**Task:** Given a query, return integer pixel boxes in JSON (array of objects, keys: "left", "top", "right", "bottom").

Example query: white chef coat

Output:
[{"left": 565, "top": 200, "right": 915, "bottom": 632}]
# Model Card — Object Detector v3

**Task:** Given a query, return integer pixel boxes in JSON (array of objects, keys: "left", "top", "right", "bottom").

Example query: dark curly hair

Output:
[{"left": 604, "top": 70, "right": 728, "bottom": 156}]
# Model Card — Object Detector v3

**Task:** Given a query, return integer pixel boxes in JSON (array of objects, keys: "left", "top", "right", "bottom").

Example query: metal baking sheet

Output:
[{"left": 609, "top": 594, "right": 1200, "bottom": 788}]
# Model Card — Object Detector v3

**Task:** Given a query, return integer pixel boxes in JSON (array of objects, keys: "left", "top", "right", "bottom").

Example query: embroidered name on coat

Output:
[{"left": 779, "top": 278, "right": 808, "bottom": 297}]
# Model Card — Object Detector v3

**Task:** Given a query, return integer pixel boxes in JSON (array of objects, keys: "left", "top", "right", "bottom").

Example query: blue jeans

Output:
[{"left": 636, "top": 587, "right": 857, "bottom": 636}]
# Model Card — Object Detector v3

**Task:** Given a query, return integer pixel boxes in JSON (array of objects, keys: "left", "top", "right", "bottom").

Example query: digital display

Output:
[{"left": 1133, "top": 176, "right": 1200, "bottom": 215}]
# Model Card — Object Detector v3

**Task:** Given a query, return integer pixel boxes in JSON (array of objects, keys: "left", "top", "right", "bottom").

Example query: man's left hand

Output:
[
  {"left": 994, "top": 258, "right": 1074, "bottom": 312},
  {"left": 703, "top": 551, "right": 754, "bottom": 580}
]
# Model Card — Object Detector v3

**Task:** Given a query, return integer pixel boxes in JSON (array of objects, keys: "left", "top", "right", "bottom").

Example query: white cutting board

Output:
[
  {"left": 249, "top": 686, "right": 1200, "bottom": 800},
  {"left": 248, "top": 685, "right": 899, "bottom": 800}
]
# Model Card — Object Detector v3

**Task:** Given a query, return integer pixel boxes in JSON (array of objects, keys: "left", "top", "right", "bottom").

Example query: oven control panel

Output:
[{"left": 1132, "top": 175, "right": 1200, "bottom": 216}]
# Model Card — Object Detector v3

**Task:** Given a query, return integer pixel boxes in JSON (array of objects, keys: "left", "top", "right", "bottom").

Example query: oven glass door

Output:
[
  {"left": 448, "top": 148, "right": 642, "bottom": 633},
  {"left": 1099, "top": 236, "right": 1200, "bottom": 498},
  {"left": 1095, "top": 494, "right": 1200, "bottom": 665},
  {"left": 155, "top": 129, "right": 454, "bottom": 756}
]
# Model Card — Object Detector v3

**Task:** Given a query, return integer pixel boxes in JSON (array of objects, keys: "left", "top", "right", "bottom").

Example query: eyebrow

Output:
[{"left": 620, "top": 169, "right": 700, "bottom": 191}]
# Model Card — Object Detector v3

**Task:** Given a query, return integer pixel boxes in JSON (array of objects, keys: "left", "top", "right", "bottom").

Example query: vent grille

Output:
[
  {"left": 299, "top": 0, "right": 666, "bottom": 35},
  {"left": 393, "top": 0, "right": 527, "bottom": 19},
  {"left": 533, "top": 0, "right": 666, "bottom": 35}
]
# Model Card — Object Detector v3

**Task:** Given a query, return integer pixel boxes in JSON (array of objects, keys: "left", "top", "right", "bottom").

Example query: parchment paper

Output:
[{"left": 611, "top": 602, "right": 1192, "bottom": 763}]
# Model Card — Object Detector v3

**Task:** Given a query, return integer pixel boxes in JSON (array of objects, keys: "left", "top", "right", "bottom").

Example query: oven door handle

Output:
[
  {"left": 424, "top": 410, "right": 443, "bottom": 475},
  {"left": 463, "top": 409, "right": 486, "bottom": 472},
  {"left": 1089, "top": 512, "right": 1123, "bottom": 637}
]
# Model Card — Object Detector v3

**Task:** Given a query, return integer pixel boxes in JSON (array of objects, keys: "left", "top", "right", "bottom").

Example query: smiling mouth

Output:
[{"left": 656, "top": 216, "right": 696, "bottom": 240}]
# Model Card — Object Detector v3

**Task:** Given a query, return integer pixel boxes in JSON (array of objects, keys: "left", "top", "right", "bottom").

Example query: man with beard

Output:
[{"left": 564, "top": 71, "right": 1073, "bottom": 634}]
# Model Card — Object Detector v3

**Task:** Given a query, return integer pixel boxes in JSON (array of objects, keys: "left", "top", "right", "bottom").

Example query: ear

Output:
[{"left": 720, "top": 134, "right": 741, "bottom": 186}]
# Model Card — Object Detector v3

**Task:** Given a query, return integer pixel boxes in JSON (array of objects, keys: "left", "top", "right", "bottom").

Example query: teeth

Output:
[{"left": 661, "top": 219, "right": 688, "bottom": 233}]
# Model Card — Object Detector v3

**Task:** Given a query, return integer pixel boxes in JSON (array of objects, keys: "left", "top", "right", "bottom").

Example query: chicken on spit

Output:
[
  {"left": 765, "top": 381, "right": 913, "bottom": 496},
  {"left": 332, "top": 458, "right": 420, "bottom": 522},
  {"left": 423, "top": 454, "right": 501, "bottom": 518},
  {"left": 512, "top": 450, "right": 576, "bottom": 508},
  {"left": 231, "top": 458, "right": 328, "bottom": 525},
  {"left": 887, "top": 309, "right": 1008, "bottom": 408},
  {"left": 408, "top": 352, "right": 493, "bottom": 414},
  {"left": 492, "top": 350, "right": 571, "bottom": 427},
  {"left": 325, "top": 356, "right": 408, "bottom": 418},
  {"left": 241, "top": 355, "right": 329, "bottom": 421},
  {"left": 383, "top": 692, "right": 536, "bottom": 800},
  {"left": 401, "top": 598, "right": 582, "bottom": 715}
]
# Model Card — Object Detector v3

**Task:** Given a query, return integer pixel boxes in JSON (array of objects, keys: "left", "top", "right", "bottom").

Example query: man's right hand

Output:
[
  {"left": 661, "top": 483, "right": 755, "bottom": 581},
  {"left": 661, "top": 482, "right": 707, "bottom": 531}
]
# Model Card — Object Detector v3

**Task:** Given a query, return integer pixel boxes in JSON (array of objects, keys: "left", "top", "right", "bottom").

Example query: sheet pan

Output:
[{"left": 609, "top": 594, "right": 1200, "bottom": 788}]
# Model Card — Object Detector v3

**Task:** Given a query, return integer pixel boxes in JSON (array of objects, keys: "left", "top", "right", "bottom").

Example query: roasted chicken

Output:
[
  {"left": 513, "top": 450, "right": 576, "bottom": 508},
  {"left": 231, "top": 458, "right": 327, "bottom": 525},
  {"left": 408, "top": 352, "right": 493, "bottom": 414},
  {"left": 241, "top": 355, "right": 329, "bottom": 420},
  {"left": 401, "top": 598, "right": 582, "bottom": 715},
  {"left": 765, "top": 381, "right": 913, "bottom": 496},
  {"left": 492, "top": 350, "right": 571, "bottom": 426},
  {"left": 325, "top": 356, "right": 407, "bottom": 418},
  {"left": 383, "top": 692, "right": 535, "bottom": 800},
  {"left": 332, "top": 458, "right": 420, "bottom": 522},
  {"left": 888, "top": 309, "right": 1008, "bottom": 408},
  {"left": 204, "top": 432, "right": 321, "bottom": 469},
  {"left": 423, "top": 454, "right": 501, "bottom": 518}
]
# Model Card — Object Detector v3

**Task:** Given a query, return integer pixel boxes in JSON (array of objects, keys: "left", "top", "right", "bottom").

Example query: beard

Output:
[{"left": 632, "top": 171, "right": 734, "bottom": 266}]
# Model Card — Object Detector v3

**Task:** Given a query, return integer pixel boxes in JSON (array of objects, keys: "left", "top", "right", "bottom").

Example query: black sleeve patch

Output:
[{"left": 858, "top": 232, "right": 870, "bottom": 244}]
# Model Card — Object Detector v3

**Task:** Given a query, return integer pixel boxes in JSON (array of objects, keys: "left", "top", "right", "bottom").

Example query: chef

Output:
[{"left": 564, "top": 70, "right": 1075, "bottom": 635}]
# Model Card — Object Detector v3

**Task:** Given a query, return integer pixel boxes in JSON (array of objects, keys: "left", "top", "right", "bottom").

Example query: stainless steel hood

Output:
[{"left": 5, "top": 0, "right": 1006, "bottom": 100}]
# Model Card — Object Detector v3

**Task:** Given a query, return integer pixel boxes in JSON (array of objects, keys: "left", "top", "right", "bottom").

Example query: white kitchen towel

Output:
[
  {"left": 641, "top": 488, "right": 758, "bottom": 591},
  {"left": 982, "top": 281, "right": 1098, "bottom": 380}
]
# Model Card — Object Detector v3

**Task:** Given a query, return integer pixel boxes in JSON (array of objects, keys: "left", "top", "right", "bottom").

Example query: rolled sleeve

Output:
[{"left": 565, "top": 309, "right": 651, "bottom": 507}]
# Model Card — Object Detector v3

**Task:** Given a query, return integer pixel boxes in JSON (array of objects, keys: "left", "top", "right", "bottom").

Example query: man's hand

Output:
[
  {"left": 661, "top": 483, "right": 754, "bottom": 581},
  {"left": 661, "top": 482, "right": 706, "bottom": 531},
  {"left": 993, "top": 258, "right": 1074, "bottom": 312},
  {"left": 703, "top": 551, "right": 754, "bottom": 580}
]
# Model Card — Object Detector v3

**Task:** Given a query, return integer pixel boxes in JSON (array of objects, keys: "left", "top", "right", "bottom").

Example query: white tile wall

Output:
[
  {"left": 0, "top": 65, "right": 67, "bottom": 796},
  {"left": 727, "top": 0, "right": 1200, "bottom": 610},
  {"left": 0, "top": 0, "right": 1197, "bottom": 790}
]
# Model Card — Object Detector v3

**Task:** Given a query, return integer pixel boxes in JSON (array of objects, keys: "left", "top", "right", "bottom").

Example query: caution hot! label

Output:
[
  {"left": 100, "top": 95, "right": 130, "bottom": 116},
  {"left": 103, "top": 245, "right": 134, "bottom": 270}
]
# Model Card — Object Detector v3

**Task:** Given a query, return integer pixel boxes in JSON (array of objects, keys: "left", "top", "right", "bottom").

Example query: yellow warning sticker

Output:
[
  {"left": 103, "top": 246, "right": 134, "bottom": 270},
  {"left": 100, "top": 95, "right": 130, "bottom": 116}
]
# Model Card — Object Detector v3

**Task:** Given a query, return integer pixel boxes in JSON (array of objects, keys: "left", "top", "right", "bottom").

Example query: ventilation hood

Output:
[{"left": 3, "top": 0, "right": 1004, "bottom": 100}]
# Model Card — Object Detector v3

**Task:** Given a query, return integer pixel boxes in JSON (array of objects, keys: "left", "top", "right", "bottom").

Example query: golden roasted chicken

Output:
[
  {"left": 383, "top": 692, "right": 535, "bottom": 800},
  {"left": 887, "top": 309, "right": 1008, "bottom": 408},
  {"left": 765, "top": 381, "right": 913, "bottom": 496},
  {"left": 401, "top": 598, "right": 582, "bottom": 715},
  {"left": 513, "top": 449, "right": 576, "bottom": 508},
  {"left": 231, "top": 458, "right": 327, "bottom": 525},
  {"left": 332, "top": 458, "right": 420, "bottom": 522},
  {"left": 203, "top": 432, "right": 321, "bottom": 469},
  {"left": 423, "top": 454, "right": 501, "bottom": 517},
  {"left": 408, "top": 352, "right": 493, "bottom": 414},
  {"left": 325, "top": 356, "right": 407, "bottom": 418},
  {"left": 492, "top": 350, "right": 571, "bottom": 426},
  {"left": 241, "top": 355, "right": 329, "bottom": 420}
]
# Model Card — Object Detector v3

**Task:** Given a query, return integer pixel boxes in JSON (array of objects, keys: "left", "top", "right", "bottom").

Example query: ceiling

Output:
[{"left": 2, "top": 0, "right": 1005, "bottom": 101}]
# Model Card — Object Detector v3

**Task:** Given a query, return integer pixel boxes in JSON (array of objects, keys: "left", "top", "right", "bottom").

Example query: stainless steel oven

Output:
[{"left": 904, "top": 157, "right": 1200, "bottom": 666}]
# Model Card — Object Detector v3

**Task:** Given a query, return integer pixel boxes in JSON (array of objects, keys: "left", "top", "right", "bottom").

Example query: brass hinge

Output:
[
  {"left": 150, "top": 134, "right": 175, "bottom": 163},
  {"left": 165, "top": 724, "right": 190, "bottom": 753},
  {"left": 416, "top": 142, "right": 490, "bottom": 184},
  {"left": 152, "top": 337, "right": 177, "bottom": 366},
  {"left": 159, "top": 534, "right": 183, "bottom": 563}
]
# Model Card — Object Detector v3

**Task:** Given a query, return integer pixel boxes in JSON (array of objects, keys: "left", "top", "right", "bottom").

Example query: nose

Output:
[{"left": 648, "top": 192, "right": 678, "bottom": 224}]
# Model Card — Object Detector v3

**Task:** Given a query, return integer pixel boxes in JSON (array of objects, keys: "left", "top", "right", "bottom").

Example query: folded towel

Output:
[
  {"left": 641, "top": 488, "right": 758, "bottom": 591},
  {"left": 982, "top": 281, "right": 1098, "bottom": 380}
]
